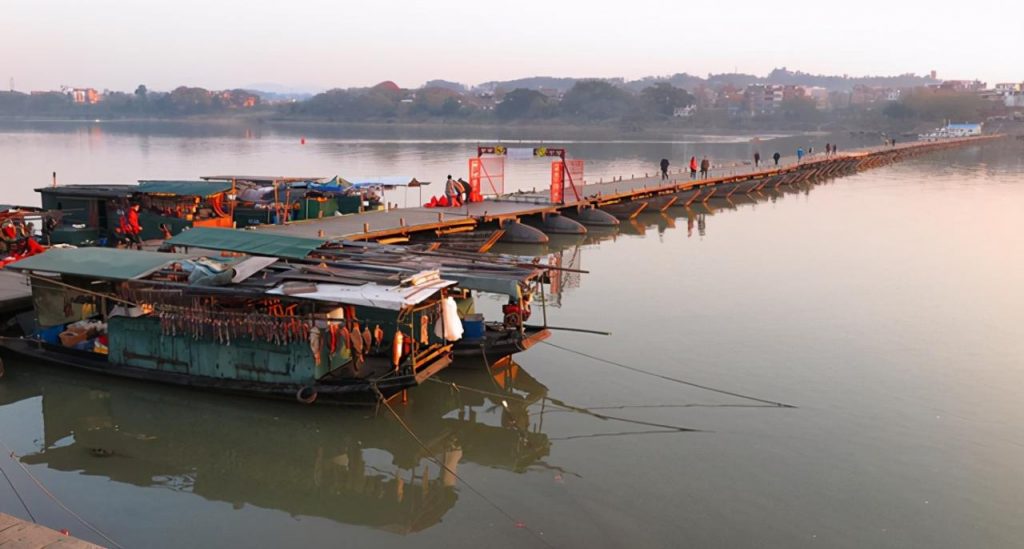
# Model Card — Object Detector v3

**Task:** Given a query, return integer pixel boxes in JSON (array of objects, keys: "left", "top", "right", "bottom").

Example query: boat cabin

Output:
[{"left": 37, "top": 181, "right": 235, "bottom": 245}]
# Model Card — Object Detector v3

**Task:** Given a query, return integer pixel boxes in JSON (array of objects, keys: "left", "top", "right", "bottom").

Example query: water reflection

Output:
[{"left": 0, "top": 359, "right": 552, "bottom": 534}]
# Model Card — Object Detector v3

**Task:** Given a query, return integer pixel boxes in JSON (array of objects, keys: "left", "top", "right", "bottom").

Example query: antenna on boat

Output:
[{"left": 51, "top": 171, "right": 57, "bottom": 188}]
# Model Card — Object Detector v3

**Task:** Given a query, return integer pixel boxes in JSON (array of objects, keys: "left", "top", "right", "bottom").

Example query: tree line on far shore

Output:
[{"left": 0, "top": 80, "right": 998, "bottom": 130}]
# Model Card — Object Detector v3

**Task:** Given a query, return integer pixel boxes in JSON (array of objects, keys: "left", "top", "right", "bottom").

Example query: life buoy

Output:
[{"left": 296, "top": 386, "right": 317, "bottom": 404}]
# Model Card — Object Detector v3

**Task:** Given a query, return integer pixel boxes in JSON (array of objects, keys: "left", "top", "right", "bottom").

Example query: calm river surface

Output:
[{"left": 0, "top": 122, "right": 1022, "bottom": 548}]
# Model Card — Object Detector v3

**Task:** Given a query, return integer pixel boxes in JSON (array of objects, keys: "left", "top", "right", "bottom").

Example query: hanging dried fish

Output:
[
  {"left": 339, "top": 326, "right": 350, "bottom": 353},
  {"left": 361, "top": 326, "right": 372, "bottom": 354},
  {"left": 373, "top": 325, "right": 384, "bottom": 350},
  {"left": 350, "top": 325, "right": 364, "bottom": 357}
]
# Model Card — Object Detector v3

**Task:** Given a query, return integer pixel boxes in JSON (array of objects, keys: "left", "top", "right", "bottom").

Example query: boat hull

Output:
[
  {"left": 451, "top": 325, "right": 550, "bottom": 367},
  {"left": 0, "top": 337, "right": 444, "bottom": 405}
]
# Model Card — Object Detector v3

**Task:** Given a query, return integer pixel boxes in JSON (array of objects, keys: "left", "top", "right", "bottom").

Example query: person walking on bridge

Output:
[
  {"left": 689, "top": 156, "right": 698, "bottom": 179},
  {"left": 825, "top": 143, "right": 832, "bottom": 157},
  {"left": 659, "top": 158, "right": 670, "bottom": 180},
  {"left": 796, "top": 147, "right": 805, "bottom": 163},
  {"left": 699, "top": 156, "right": 710, "bottom": 179},
  {"left": 754, "top": 151, "right": 761, "bottom": 168},
  {"left": 773, "top": 151, "right": 781, "bottom": 166}
]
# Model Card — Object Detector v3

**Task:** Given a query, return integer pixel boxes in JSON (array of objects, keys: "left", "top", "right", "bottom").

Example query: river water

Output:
[{"left": 0, "top": 122, "right": 1022, "bottom": 548}]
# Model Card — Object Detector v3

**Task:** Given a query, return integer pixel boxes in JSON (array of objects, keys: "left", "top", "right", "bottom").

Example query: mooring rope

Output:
[
  {"left": 425, "top": 377, "right": 702, "bottom": 433},
  {"left": 0, "top": 461, "right": 36, "bottom": 523},
  {"left": 0, "top": 440, "right": 124, "bottom": 549},
  {"left": 540, "top": 341, "right": 796, "bottom": 408},
  {"left": 371, "top": 384, "right": 556, "bottom": 548}
]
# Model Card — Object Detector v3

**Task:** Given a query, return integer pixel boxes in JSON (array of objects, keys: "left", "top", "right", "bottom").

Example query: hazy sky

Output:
[{"left": 4, "top": 0, "right": 1022, "bottom": 92}]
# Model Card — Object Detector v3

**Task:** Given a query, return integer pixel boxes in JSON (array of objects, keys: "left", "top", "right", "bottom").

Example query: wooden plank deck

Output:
[{"left": 0, "top": 513, "right": 103, "bottom": 548}]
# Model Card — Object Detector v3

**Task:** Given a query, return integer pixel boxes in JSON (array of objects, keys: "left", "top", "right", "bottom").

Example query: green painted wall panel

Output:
[{"left": 109, "top": 316, "right": 321, "bottom": 385}]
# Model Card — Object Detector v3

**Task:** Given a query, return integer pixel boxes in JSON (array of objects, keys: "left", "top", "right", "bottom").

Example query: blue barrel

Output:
[{"left": 462, "top": 314, "right": 485, "bottom": 339}]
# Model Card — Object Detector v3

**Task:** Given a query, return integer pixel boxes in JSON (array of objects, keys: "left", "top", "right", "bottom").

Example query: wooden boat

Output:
[
  {"left": 1, "top": 247, "right": 456, "bottom": 404},
  {"left": 164, "top": 228, "right": 564, "bottom": 367}
]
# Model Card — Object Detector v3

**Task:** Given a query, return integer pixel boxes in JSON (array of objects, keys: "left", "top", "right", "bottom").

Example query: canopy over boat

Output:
[
  {"left": 9, "top": 248, "right": 193, "bottom": 280},
  {"left": 267, "top": 278, "right": 455, "bottom": 311},
  {"left": 136, "top": 180, "right": 234, "bottom": 198},
  {"left": 164, "top": 227, "right": 548, "bottom": 296},
  {"left": 35, "top": 184, "right": 137, "bottom": 199},
  {"left": 348, "top": 176, "right": 429, "bottom": 189},
  {"left": 168, "top": 227, "right": 326, "bottom": 260},
  {"left": 200, "top": 175, "right": 326, "bottom": 184}
]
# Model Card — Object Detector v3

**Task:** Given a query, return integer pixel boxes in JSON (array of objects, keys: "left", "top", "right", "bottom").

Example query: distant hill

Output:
[
  {"left": 470, "top": 68, "right": 939, "bottom": 95},
  {"left": 474, "top": 76, "right": 589, "bottom": 93},
  {"left": 422, "top": 79, "right": 467, "bottom": 92},
  {"left": 762, "top": 68, "right": 938, "bottom": 90}
]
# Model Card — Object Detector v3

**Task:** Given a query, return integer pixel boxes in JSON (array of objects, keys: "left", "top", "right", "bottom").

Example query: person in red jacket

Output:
[
  {"left": 689, "top": 156, "right": 698, "bottom": 179},
  {"left": 120, "top": 204, "right": 143, "bottom": 249}
]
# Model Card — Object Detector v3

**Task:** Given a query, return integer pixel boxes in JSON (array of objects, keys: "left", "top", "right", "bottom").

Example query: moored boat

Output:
[
  {"left": 1, "top": 247, "right": 459, "bottom": 404},
  {"left": 164, "top": 227, "right": 560, "bottom": 366}
]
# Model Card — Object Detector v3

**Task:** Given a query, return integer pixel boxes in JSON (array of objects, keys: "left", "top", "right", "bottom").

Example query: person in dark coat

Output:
[
  {"left": 773, "top": 152, "right": 781, "bottom": 166},
  {"left": 754, "top": 151, "right": 761, "bottom": 168},
  {"left": 659, "top": 158, "right": 670, "bottom": 180},
  {"left": 699, "top": 156, "right": 710, "bottom": 179},
  {"left": 456, "top": 178, "right": 472, "bottom": 203}
]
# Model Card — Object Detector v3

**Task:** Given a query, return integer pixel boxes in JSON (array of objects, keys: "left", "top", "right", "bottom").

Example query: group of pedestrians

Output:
[
  {"left": 444, "top": 174, "right": 473, "bottom": 206},
  {"left": 658, "top": 156, "right": 711, "bottom": 180},
  {"left": 754, "top": 151, "right": 783, "bottom": 168},
  {"left": 666, "top": 140, "right": 846, "bottom": 182}
]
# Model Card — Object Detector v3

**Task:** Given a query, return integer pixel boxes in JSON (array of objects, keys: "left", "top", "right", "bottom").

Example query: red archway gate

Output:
[{"left": 470, "top": 146, "right": 584, "bottom": 204}]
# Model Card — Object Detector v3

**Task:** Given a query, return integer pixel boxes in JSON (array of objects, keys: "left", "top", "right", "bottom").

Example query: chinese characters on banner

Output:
[{"left": 551, "top": 161, "right": 565, "bottom": 203}]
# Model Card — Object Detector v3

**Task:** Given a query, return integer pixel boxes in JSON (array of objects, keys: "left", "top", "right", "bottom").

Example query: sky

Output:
[{"left": 3, "top": 0, "right": 1022, "bottom": 93}]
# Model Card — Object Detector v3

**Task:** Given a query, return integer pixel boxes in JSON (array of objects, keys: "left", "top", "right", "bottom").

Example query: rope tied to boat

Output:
[
  {"left": 540, "top": 341, "right": 797, "bottom": 408},
  {"left": 0, "top": 439, "right": 125, "bottom": 548}
]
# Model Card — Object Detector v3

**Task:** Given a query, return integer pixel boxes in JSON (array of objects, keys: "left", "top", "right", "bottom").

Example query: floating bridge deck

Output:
[{"left": 255, "top": 136, "right": 999, "bottom": 243}]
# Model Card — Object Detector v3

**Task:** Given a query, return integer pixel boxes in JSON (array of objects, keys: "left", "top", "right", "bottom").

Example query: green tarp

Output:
[
  {"left": 9, "top": 248, "right": 191, "bottom": 280},
  {"left": 168, "top": 227, "right": 325, "bottom": 260},
  {"left": 137, "top": 180, "right": 233, "bottom": 197}
]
